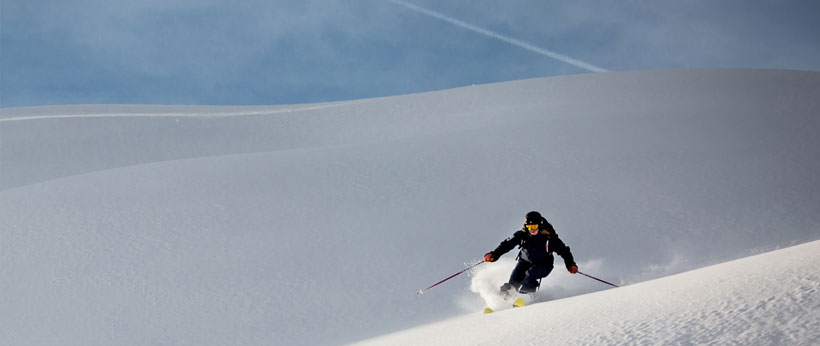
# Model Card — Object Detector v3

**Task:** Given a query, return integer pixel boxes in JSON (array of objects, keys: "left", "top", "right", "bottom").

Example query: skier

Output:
[{"left": 484, "top": 211, "right": 578, "bottom": 295}]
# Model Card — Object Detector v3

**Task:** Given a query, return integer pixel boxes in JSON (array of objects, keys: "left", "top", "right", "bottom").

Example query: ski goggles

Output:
[{"left": 525, "top": 224, "right": 539, "bottom": 231}]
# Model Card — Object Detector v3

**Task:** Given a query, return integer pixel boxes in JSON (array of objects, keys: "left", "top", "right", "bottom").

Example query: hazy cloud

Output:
[{"left": 2, "top": 0, "right": 819, "bottom": 107}]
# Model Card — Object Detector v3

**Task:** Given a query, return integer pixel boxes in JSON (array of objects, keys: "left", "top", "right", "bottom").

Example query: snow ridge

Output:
[
  {"left": 354, "top": 240, "right": 820, "bottom": 345},
  {"left": 2, "top": 69, "right": 819, "bottom": 345}
]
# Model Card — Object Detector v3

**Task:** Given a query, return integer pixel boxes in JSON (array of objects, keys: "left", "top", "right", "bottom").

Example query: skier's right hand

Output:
[{"left": 484, "top": 252, "right": 497, "bottom": 262}]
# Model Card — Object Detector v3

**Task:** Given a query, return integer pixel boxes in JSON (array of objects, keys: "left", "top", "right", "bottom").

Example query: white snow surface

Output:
[
  {"left": 356, "top": 240, "right": 820, "bottom": 346},
  {"left": 1, "top": 69, "right": 819, "bottom": 345}
]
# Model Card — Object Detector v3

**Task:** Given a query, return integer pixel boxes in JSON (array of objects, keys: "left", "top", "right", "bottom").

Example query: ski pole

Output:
[
  {"left": 578, "top": 271, "right": 619, "bottom": 288},
  {"left": 417, "top": 261, "right": 484, "bottom": 295}
]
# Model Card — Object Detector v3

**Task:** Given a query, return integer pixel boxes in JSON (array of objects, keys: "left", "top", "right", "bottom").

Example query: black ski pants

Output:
[{"left": 509, "top": 261, "right": 553, "bottom": 293}]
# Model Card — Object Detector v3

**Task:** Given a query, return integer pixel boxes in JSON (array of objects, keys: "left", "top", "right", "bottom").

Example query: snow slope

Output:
[
  {"left": 1, "top": 70, "right": 819, "bottom": 345},
  {"left": 354, "top": 240, "right": 820, "bottom": 346}
]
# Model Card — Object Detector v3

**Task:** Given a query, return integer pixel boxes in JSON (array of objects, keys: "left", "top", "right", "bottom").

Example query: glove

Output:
[
  {"left": 568, "top": 265, "right": 578, "bottom": 274},
  {"left": 484, "top": 252, "right": 497, "bottom": 262}
]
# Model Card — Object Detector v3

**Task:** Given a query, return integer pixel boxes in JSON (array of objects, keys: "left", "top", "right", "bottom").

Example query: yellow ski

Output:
[{"left": 483, "top": 297, "right": 526, "bottom": 314}]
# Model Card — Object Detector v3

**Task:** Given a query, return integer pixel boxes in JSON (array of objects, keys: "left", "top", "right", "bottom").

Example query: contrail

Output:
[{"left": 388, "top": 0, "right": 609, "bottom": 73}]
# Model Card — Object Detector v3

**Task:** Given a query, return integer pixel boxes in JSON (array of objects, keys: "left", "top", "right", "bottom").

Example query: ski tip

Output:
[
  {"left": 483, "top": 307, "right": 494, "bottom": 314},
  {"left": 513, "top": 297, "right": 526, "bottom": 308}
]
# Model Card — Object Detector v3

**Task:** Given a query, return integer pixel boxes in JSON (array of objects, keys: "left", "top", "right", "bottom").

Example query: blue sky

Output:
[{"left": 3, "top": 0, "right": 820, "bottom": 107}]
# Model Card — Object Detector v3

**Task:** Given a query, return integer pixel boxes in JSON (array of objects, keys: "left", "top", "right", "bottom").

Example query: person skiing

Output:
[{"left": 484, "top": 211, "right": 578, "bottom": 295}]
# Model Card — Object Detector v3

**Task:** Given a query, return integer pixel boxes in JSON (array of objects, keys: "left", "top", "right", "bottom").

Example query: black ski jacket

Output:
[{"left": 491, "top": 224, "right": 576, "bottom": 270}]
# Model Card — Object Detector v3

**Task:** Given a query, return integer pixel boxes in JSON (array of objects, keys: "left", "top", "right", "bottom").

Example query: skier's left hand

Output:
[{"left": 568, "top": 265, "right": 578, "bottom": 274}]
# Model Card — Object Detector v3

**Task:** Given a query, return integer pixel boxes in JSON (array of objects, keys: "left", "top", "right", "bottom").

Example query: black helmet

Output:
[{"left": 525, "top": 211, "right": 543, "bottom": 225}]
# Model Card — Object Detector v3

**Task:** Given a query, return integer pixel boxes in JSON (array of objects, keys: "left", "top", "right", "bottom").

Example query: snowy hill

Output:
[
  {"left": 354, "top": 240, "right": 820, "bottom": 346},
  {"left": 1, "top": 69, "right": 819, "bottom": 345}
]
